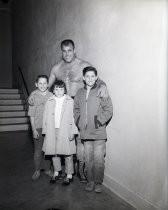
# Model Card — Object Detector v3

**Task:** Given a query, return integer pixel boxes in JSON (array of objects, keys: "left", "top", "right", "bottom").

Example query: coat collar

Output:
[{"left": 48, "top": 94, "right": 72, "bottom": 101}]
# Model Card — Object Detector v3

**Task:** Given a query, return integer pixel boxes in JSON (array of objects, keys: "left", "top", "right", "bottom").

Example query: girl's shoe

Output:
[
  {"left": 50, "top": 176, "right": 59, "bottom": 184},
  {"left": 62, "top": 177, "right": 73, "bottom": 185},
  {"left": 32, "top": 170, "right": 40, "bottom": 181}
]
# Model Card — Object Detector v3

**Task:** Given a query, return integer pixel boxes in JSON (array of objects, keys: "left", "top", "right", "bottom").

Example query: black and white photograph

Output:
[{"left": 0, "top": 0, "right": 167, "bottom": 210}]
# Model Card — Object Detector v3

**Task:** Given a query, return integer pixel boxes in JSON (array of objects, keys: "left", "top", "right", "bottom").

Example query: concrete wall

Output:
[
  {"left": 0, "top": 1, "right": 12, "bottom": 87},
  {"left": 12, "top": 0, "right": 167, "bottom": 209}
]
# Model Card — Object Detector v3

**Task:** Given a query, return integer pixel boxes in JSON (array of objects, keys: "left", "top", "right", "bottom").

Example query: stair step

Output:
[
  {"left": 0, "top": 99, "right": 25, "bottom": 105},
  {"left": 0, "top": 105, "right": 25, "bottom": 111},
  {"left": 0, "top": 123, "right": 29, "bottom": 132},
  {"left": 0, "top": 117, "right": 29, "bottom": 125},
  {"left": 0, "top": 89, "right": 20, "bottom": 94},
  {"left": 0, "top": 111, "right": 27, "bottom": 117},
  {"left": 0, "top": 94, "right": 22, "bottom": 99}
]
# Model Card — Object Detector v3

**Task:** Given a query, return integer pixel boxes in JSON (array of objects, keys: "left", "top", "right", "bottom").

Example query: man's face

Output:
[
  {"left": 35, "top": 78, "right": 48, "bottom": 92},
  {"left": 83, "top": 71, "right": 98, "bottom": 87},
  {"left": 62, "top": 44, "right": 75, "bottom": 63},
  {"left": 53, "top": 87, "right": 65, "bottom": 98}
]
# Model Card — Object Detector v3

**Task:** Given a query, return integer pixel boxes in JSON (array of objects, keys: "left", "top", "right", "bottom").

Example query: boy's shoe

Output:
[
  {"left": 44, "top": 170, "right": 53, "bottom": 177},
  {"left": 79, "top": 175, "right": 87, "bottom": 183},
  {"left": 85, "top": 182, "right": 94, "bottom": 192},
  {"left": 32, "top": 170, "right": 40, "bottom": 181},
  {"left": 62, "top": 177, "right": 73, "bottom": 185},
  {"left": 50, "top": 176, "right": 59, "bottom": 184},
  {"left": 94, "top": 184, "right": 102, "bottom": 193}
]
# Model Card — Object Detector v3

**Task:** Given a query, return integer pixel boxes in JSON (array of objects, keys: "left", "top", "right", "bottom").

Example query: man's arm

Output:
[
  {"left": 97, "top": 78, "right": 109, "bottom": 99},
  {"left": 48, "top": 63, "right": 62, "bottom": 89},
  {"left": 48, "top": 67, "right": 56, "bottom": 89}
]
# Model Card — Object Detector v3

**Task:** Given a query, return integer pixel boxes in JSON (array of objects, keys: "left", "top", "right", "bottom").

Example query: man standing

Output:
[{"left": 29, "top": 39, "right": 108, "bottom": 182}]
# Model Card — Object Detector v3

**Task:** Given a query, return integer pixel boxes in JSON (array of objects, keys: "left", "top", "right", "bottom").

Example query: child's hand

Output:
[
  {"left": 28, "top": 96, "right": 34, "bottom": 106},
  {"left": 33, "top": 129, "right": 39, "bottom": 139},
  {"left": 69, "top": 134, "right": 75, "bottom": 141}
]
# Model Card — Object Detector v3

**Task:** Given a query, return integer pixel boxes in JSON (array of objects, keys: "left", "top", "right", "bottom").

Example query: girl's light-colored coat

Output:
[{"left": 42, "top": 95, "right": 78, "bottom": 155}]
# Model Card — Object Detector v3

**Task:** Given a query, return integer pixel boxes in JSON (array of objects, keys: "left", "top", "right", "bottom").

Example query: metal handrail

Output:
[
  {"left": 18, "top": 66, "right": 29, "bottom": 96},
  {"left": 16, "top": 66, "right": 29, "bottom": 110}
]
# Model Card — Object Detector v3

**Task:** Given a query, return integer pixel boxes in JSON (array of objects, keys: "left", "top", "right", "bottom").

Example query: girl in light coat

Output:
[{"left": 42, "top": 80, "right": 78, "bottom": 185}]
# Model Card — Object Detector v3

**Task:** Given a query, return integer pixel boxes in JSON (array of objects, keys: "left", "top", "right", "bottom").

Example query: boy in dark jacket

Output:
[{"left": 74, "top": 66, "right": 113, "bottom": 193}]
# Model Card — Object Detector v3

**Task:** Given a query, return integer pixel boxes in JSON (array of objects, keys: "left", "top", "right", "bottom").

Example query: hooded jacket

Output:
[{"left": 74, "top": 83, "right": 113, "bottom": 140}]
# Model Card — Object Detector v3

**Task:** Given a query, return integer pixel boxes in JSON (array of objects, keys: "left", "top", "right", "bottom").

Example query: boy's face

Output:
[
  {"left": 53, "top": 87, "right": 65, "bottom": 98},
  {"left": 83, "top": 71, "right": 98, "bottom": 87},
  {"left": 35, "top": 78, "right": 48, "bottom": 92}
]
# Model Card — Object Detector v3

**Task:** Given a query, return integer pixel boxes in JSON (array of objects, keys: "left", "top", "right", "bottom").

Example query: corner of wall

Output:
[{"left": 103, "top": 173, "right": 159, "bottom": 210}]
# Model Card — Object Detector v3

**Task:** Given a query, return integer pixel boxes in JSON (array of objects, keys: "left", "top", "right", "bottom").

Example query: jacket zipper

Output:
[
  {"left": 85, "top": 98, "right": 87, "bottom": 130},
  {"left": 85, "top": 88, "right": 91, "bottom": 130}
]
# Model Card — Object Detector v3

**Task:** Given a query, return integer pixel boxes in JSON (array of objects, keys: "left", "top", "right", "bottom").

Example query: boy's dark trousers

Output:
[{"left": 33, "top": 128, "right": 51, "bottom": 171}]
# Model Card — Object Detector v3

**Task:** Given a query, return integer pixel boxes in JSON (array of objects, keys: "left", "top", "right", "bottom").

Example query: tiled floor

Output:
[{"left": 0, "top": 131, "right": 136, "bottom": 210}]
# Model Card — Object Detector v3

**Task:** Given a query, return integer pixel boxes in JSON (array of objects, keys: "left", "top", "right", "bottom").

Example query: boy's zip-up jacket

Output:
[{"left": 74, "top": 82, "right": 113, "bottom": 140}]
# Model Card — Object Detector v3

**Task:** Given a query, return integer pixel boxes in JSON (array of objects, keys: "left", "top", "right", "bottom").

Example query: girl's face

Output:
[{"left": 53, "top": 86, "right": 65, "bottom": 98}]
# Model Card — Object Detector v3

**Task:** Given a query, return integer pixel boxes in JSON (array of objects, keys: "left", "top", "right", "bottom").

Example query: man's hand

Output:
[
  {"left": 69, "top": 134, "right": 75, "bottom": 141},
  {"left": 97, "top": 84, "right": 109, "bottom": 99},
  {"left": 32, "top": 129, "right": 39, "bottom": 139}
]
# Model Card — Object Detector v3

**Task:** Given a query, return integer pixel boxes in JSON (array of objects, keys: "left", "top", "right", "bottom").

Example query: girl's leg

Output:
[
  {"left": 50, "top": 155, "right": 61, "bottom": 184},
  {"left": 64, "top": 155, "right": 74, "bottom": 176},
  {"left": 52, "top": 155, "right": 61, "bottom": 175},
  {"left": 63, "top": 155, "right": 74, "bottom": 185}
]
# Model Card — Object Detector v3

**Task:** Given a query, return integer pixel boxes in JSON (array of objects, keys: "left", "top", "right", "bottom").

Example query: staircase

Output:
[{"left": 0, "top": 88, "right": 29, "bottom": 132}]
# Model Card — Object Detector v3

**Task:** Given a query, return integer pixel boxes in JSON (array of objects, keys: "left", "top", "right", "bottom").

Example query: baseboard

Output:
[{"left": 103, "top": 174, "right": 159, "bottom": 210}]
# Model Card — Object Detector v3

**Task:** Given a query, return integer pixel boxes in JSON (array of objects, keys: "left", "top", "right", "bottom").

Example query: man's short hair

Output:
[
  {"left": 83, "top": 66, "right": 98, "bottom": 76},
  {"left": 35, "top": 75, "right": 49, "bottom": 83},
  {"left": 61, "top": 39, "right": 75, "bottom": 50}
]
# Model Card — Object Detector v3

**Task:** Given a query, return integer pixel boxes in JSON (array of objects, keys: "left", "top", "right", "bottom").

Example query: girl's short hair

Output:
[
  {"left": 83, "top": 66, "right": 97, "bottom": 76},
  {"left": 53, "top": 80, "right": 67, "bottom": 93},
  {"left": 35, "top": 75, "right": 49, "bottom": 83}
]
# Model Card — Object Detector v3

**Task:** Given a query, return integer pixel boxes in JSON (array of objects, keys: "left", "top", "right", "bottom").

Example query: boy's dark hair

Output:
[
  {"left": 35, "top": 75, "right": 49, "bottom": 83},
  {"left": 61, "top": 39, "right": 75, "bottom": 50},
  {"left": 53, "top": 80, "right": 67, "bottom": 94},
  {"left": 83, "top": 66, "right": 97, "bottom": 76}
]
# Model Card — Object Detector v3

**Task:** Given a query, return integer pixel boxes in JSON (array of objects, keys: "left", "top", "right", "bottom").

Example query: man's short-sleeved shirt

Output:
[{"left": 28, "top": 90, "right": 53, "bottom": 129}]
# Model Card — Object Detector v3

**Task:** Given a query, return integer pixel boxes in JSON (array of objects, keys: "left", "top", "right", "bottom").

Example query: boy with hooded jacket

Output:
[{"left": 74, "top": 66, "right": 113, "bottom": 193}]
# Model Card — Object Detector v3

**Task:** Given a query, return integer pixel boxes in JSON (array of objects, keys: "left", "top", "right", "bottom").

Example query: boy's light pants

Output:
[{"left": 84, "top": 139, "right": 106, "bottom": 184}]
